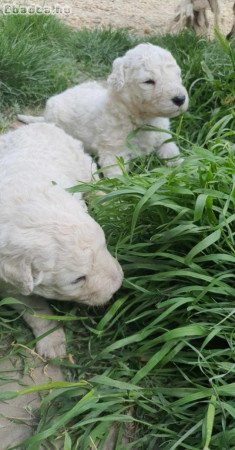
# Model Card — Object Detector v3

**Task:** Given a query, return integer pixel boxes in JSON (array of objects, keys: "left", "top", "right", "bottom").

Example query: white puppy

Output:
[
  {"left": 18, "top": 43, "right": 189, "bottom": 177},
  {"left": 0, "top": 123, "right": 123, "bottom": 358}
]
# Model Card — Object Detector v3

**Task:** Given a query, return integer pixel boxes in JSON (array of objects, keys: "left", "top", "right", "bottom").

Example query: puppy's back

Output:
[{"left": 0, "top": 123, "right": 95, "bottom": 192}]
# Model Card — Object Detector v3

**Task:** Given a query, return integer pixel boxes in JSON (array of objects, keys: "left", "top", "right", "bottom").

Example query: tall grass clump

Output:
[
  {"left": 0, "top": 14, "right": 78, "bottom": 107},
  {"left": 0, "top": 13, "right": 235, "bottom": 450},
  {"left": 73, "top": 28, "right": 137, "bottom": 77}
]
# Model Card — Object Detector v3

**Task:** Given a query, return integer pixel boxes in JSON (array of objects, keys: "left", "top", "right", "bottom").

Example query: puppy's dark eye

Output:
[
  {"left": 72, "top": 276, "right": 86, "bottom": 284},
  {"left": 144, "top": 79, "right": 155, "bottom": 85}
]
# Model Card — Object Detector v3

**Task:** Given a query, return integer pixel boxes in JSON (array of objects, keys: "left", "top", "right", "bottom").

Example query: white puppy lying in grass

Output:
[
  {"left": 0, "top": 123, "right": 123, "bottom": 359},
  {"left": 18, "top": 43, "right": 189, "bottom": 177}
]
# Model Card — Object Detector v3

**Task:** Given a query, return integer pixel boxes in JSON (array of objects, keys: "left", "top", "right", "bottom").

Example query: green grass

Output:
[{"left": 0, "top": 13, "right": 235, "bottom": 450}]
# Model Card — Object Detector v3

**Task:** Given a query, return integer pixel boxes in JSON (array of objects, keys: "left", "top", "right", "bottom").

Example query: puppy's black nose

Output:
[{"left": 172, "top": 95, "right": 186, "bottom": 106}]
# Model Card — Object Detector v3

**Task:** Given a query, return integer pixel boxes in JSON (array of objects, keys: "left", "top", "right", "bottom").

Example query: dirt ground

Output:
[{"left": 8, "top": 0, "right": 234, "bottom": 36}]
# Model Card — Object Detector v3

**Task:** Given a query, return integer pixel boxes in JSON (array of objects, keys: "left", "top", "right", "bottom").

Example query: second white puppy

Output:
[
  {"left": 18, "top": 43, "right": 189, "bottom": 177},
  {"left": 0, "top": 123, "right": 123, "bottom": 359}
]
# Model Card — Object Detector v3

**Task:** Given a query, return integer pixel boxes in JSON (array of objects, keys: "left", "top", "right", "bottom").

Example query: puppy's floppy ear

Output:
[
  {"left": 107, "top": 57, "right": 125, "bottom": 91},
  {"left": 0, "top": 258, "right": 34, "bottom": 295}
]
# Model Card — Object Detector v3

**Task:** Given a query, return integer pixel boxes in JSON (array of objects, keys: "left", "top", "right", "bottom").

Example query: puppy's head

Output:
[
  {"left": 0, "top": 199, "right": 123, "bottom": 306},
  {"left": 108, "top": 43, "right": 188, "bottom": 118}
]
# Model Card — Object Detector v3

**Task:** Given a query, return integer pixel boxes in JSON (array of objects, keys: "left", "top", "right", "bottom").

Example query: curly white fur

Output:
[
  {"left": 0, "top": 123, "right": 123, "bottom": 358},
  {"left": 18, "top": 43, "right": 189, "bottom": 177}
]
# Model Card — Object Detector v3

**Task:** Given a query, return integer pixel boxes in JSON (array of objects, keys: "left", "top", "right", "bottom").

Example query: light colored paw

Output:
[
  {"left": 36, "top": 328, "right": 66, "bottom": 359},
  {"left": 165, "top": 157, "right": 184, "bottom": 167}
]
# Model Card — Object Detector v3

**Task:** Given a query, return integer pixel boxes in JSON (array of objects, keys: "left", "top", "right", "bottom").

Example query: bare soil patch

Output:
[{"left": 12, "top": 0, "right": 234, "bottom": 36}]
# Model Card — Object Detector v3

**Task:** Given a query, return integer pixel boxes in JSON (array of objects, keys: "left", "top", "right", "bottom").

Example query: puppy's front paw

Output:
[
  {"left": 36, "top": 328, "right": 66, "bottom": 359},
  {"left": 158, "top": 143, "right": 183, "bottom": 167},
  {"left": 165, "top": 157, "right": 184, "bottom": 167}
]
